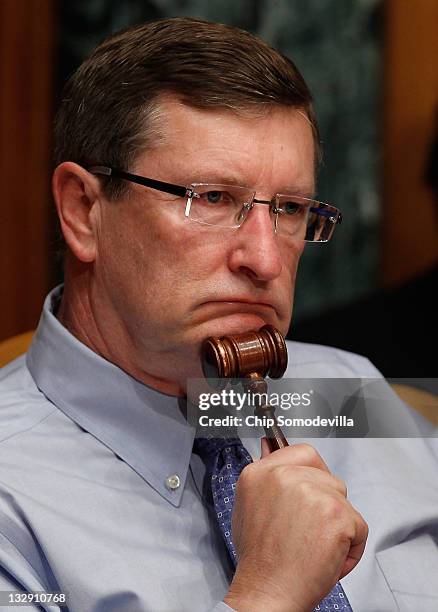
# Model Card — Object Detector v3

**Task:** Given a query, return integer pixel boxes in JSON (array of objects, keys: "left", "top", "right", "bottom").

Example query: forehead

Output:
[{"left": 136, "top": 98, "right": 316, "bottom": 194}]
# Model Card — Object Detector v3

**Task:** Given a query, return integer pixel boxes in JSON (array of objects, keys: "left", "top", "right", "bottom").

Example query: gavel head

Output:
[{"left": 201, "top": 324, "right": 288, "bottom": 385}]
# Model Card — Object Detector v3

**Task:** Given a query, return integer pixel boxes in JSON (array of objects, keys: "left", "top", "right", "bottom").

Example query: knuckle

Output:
[
  {"left": 238, "top": 461, "right": 256, "bottom": 483},
  {"left": 322, "top": 496, "right": 348, "bottom": 523},
  {"left": 335, "top": 476, "right": 347, "bottom": 497},
  {"left": 295, "top": 443, "right": 321, "bottom": 466},
  {"left": 357, "top": 512, "right": 369, "bottom": 536},
  {"left": 294, "top": 477, "right": 318, "bottom": 499},
  {"left": 238, "top": 461, "right": 268, "bottom": 489},
  {"left": 272, "top": 463, "right": 291, "bottom": 482}
]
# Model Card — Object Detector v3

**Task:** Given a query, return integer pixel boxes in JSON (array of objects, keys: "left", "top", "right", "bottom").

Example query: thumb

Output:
[{"left": 260, "top": 436, "right": 272, "bottom": 458}]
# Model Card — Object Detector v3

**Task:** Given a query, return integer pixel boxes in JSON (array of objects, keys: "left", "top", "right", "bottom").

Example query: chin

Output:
[
  {"left": 196, "top": 314, "right": 274, "bottom": 342},
  {"left": 180, "top": 312, "right": 286, "bottom": 364}
]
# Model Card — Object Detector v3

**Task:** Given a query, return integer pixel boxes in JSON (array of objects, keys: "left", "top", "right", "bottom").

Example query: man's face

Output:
[{"left": 93, "top": 98, "right": 315, "bottom": 391}]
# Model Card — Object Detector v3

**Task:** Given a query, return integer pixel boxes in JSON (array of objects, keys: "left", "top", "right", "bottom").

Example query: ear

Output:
[{"left": 52, "top": 162, "right": 102, "bottom": 262}]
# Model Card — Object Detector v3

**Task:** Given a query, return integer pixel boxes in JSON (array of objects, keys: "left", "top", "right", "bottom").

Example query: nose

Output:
[{"left": 227, "top": 202, "right": 283, "bottom": 282}]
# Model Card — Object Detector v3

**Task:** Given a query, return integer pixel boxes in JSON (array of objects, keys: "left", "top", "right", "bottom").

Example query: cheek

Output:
[
  {"left": 154, "top": 219, "right": 228, "bottom": 276},
  {"left": 280, "top": 238, "right": 305, "bottom": 278},
  {"left": 95, "top": 204, "right": 157, "bottom": 296},
  {"left": 277, "top": 240, "right": 304, "bottom": 310},
  {"left": 107, "top": 219, "right": 224, "bottom": 306}
]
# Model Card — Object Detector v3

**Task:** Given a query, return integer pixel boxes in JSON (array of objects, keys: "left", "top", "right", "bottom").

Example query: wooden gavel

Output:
[{"left": 201, "top": 325, "right": 289, "bottom": 452}]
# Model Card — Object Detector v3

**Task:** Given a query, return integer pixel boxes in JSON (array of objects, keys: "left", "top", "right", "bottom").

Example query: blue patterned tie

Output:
[{"left": 193, "top": 436, "right": 353, "bottom": 611}]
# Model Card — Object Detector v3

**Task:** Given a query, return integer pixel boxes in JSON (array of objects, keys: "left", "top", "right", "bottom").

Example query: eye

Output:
[
  {"left": 206, "top": 191, "right": 223, "bottom": 204},
  {"left": 200, "top": 190, "right": 234, "bottom": 205},
  {"left": 283, "top": 201, "right": 302, "bottom": 215}
]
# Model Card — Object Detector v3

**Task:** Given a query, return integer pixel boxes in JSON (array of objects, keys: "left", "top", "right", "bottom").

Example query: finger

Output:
[
  {"left": 297, "top": 468, "right": 348, "bottom": 498},
  {"left": 339, "top": 512, "right": 369, "bottom": 579},
  {"left": 260, "top": 437, "right": 271, "bottom": 458},
  {"left": 261, "top": 443, "right": 331, "bottom": 473}
]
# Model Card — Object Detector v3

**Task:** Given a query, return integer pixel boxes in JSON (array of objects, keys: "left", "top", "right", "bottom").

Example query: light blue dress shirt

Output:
[
  {"left": 1, "top": 286, "right": 438, "bottom": 612},
  {"left": 0, "top": 288, "right": 234, "bottom": 612}
]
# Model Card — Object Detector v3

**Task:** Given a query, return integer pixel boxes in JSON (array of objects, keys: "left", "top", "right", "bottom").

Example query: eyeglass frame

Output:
[{"left": 87, "top": 165, "right": 343, "bottom": 239}]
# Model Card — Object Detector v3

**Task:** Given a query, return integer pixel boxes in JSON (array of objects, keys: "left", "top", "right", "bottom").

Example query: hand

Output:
[{"left": 223, "top": 441, "right": 368, "bottom": 612}]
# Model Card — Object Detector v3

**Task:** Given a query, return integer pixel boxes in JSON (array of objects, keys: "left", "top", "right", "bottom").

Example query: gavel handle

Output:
[
  {"left": 254, "top": 404, "right": 289, "bottom": 452},
  {"left": 244, "top": 375, "right": 289, "bottom": 452}
]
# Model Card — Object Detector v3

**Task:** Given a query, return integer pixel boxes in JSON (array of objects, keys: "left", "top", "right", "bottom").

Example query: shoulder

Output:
[
  {"left": 284, "top": 340, "right": 381, "bottom": 378},
  {"left": 0, "top": 355, "right": 57, "bottom": 445},
  {"left": 0, "top": 357, "right": 59, "bottom": 590}
]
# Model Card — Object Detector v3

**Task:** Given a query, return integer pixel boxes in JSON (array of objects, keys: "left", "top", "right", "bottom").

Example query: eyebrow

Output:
[
  {"left": 184, "top": 170, "right": 249, "bottom": 186},
  {"left": 181, "top": 170, "right": 316, "bottom": 198},
  {"left": 276, "top": 185, "right": 316, "bottom": 198}
]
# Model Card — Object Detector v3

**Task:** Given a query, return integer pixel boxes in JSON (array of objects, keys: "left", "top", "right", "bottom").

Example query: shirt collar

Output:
[{"left": 27, "top": 286, "right": 196, "bottom": 507}]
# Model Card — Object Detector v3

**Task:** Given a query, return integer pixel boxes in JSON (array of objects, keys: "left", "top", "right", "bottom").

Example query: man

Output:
[{"left": 0, "top": 17, "right": 437, "bottom": 612}]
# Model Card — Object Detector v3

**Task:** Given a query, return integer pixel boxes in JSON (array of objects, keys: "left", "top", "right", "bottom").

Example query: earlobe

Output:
[{"left": 52, "top": 162, "right": 101, "bottom": 263}]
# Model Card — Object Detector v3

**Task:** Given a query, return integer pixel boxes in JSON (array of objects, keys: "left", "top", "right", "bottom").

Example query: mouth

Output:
[{"left": 196, "top": 300, "right": 278, "bottom": 325}]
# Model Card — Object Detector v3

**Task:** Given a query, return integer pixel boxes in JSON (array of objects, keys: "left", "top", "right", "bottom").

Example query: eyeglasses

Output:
[{"left": 88, "top": 166, "right": 342, "bottom": 242}]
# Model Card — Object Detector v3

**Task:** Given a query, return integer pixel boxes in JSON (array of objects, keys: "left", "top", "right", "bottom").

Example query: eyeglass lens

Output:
[{"left": 188, "top": 184, "right": 338, "bottom": 242}]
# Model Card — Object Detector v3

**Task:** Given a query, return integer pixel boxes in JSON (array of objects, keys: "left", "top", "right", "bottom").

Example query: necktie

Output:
[{"left": 193, "top": 436, "right": 353, "bottom": 612}]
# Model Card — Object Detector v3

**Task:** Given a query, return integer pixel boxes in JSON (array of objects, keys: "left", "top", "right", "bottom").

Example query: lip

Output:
[{"left": 198, "top": 299, "right": 278, "bottom": 319}]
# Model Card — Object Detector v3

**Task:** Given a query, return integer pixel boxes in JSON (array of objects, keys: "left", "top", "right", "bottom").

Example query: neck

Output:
[{"left": 57, "top": 262, "right": 187, "bottom": 397}]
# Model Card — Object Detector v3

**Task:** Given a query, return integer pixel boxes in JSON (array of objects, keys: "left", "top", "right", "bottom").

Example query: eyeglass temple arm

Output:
[{"left": 88, "top": 166, "right": 189, "bottom": 198}]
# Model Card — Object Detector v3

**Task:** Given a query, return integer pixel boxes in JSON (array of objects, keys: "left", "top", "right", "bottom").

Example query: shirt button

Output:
[{"left": 165, "top": 474, "right": 181, "bottom": 490}]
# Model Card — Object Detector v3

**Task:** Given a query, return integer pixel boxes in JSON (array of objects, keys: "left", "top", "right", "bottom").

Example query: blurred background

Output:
[{"left": 1, "top": 0, "right": 437, "bottom": 377}]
